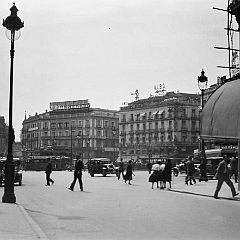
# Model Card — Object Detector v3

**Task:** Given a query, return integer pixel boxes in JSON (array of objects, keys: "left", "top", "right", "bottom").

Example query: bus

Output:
[
  {"left": 26, "top": 156, "right": 70, "bottom": 171},
  {"left": 194, "top": 148, "right": 237, "bottom": 160},
  {"left": 193, "top": 148, "right": 238, "bottom": 178}
]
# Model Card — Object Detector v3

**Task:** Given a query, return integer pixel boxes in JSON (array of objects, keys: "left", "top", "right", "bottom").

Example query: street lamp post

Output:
[
  {"left": 2, "top": 3, "right": 24, "bottom": 203},
  {"left": 198, "top": 69, "right": 208, "bottom": 161},
  {"left": 86, "top": 137, "right": 90, "bottom": 161},
  {"left": 112, "top": 127, "right": 117, "bottom": 162},
  {"left": 70, "top": 125, "right": 73, "bottom": 164},
  {"left": 76, "top": 132, "right": 82, "bottom": 159}
]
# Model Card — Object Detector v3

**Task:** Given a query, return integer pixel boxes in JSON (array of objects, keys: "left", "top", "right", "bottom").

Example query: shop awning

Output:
[
  {"left": 201, "top": 79, "right": 240, "bottom": 139},
  {"left": 158, "top": 110, "right": 164, "bottom": 115},
  {"left": 140, "top": 112, "right": 146, "bottom": 117},
  {"left": 152, "top": 110, "right": 159, "bottom": 116}
]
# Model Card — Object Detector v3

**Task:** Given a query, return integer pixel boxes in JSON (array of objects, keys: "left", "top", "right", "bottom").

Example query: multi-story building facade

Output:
[
  {"left": 21, "top": 100, "right": 119, "bottom": 162},
  {"left": 0, "top": 116, "right": 7, "bottom": 157},
  {"left": 119, "top": 92, "right": 201, "bottom": 162},
  {"left": 0, "top": 116, "right": 20, "bottom": 158}
]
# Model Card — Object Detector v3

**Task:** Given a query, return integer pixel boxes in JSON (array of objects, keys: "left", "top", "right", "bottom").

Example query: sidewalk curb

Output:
[
  {"left": 18, "top": 205, "right": 48, "bottom": 240},
  {"left": 169, "top": 189, "right": 240, "bottom": 201}
]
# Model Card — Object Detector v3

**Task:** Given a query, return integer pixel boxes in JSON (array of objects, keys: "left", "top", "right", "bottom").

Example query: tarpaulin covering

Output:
[{"left": 201, "top": 79, "right": 240, "bottom": 139}]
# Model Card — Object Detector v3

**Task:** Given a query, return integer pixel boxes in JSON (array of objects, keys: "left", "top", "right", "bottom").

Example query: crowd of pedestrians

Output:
[
  {"left": 43, "top": 154, "right": 239, "bottom": 199},
  {"left": 148, "top": 159, "right": 172, "bottom": 190}
]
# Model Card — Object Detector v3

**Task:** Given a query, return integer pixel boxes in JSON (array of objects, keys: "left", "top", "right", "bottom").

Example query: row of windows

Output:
[
  {"left": 23, "top": 128, "right": 118, "bottom": 139},
  {"left": 25, "top": 139, "right": 117, "bottom": 150},
  {"left": 121, "top": 120, "right": 197, "bottom": 131},
  {"left": 24, "top": 120, "right": 117, "bottom": 133},
  {"left": 47, "top": 120, "right": 116, "bottom": 129},
  {"left": 42, "top": 129, "right": 117, "bottom": 138},
  {"left": 121, "top": 109, "right": 197, "bottom": 122},
  {"left": 121, "top": 135, "right": 197, "bottom": 145}
]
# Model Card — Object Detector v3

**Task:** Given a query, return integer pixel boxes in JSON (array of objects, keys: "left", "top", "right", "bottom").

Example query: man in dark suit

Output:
[
  {"left": 118, "top": 158, "right": 125, "bottom": 180},
  {"left": 185, "top": 156, "right": 196, "bottom": 185},
  {"left": 229, "top": 155, "right": 238, "bottom": 183},
  {"left": 68, "top": 155, "right": 83, "bottom": 191},
  {"left": 214, "top": 155, "right": 239, "bottom": 199},
  {"left": 45, "top": 159, "right": 54, "bottom": 186}
]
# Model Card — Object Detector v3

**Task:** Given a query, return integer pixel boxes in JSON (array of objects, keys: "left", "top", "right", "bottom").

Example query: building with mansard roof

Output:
[
  {"left": 21, "top": 100, "right": 119, "bottom": 163},
  {"left": 118, "top": 91, "right": 201, "bottom": 162}
]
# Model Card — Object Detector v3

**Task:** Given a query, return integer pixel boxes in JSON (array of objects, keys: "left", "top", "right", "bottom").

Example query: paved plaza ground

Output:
[{"left": 0, "top": 170, "right": 239, "bottom": 240}]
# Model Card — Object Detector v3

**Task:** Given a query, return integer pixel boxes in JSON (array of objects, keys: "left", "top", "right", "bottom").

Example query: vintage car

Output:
[
  {"left": 0, "top": 157, "right": 23, "bottom": 187},
  {"left": 88, "top": 158, "right": 117, "bottom": 177},
  {"left": 205, "top": 157, "right": 223, "bottom": 179}
]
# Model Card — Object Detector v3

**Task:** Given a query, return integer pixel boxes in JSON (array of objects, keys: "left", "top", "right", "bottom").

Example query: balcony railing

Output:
[
  {"left": 181, "top": 127, "right": 188, "bottom": 132},
  {"left": 41, "top": 136, "right": 50, "bottom": 139},
  {"left": 120, "top": 131, "right": 126, "bottom": 136},
  {"left": 160, "top": 128, "right": 165, "bottom": 133},
  {"left": 191, "top": 127, "right": 199, "bottom": 132},
  {"left": 191, "top": 114, "right": 198, "bottom": 119}
]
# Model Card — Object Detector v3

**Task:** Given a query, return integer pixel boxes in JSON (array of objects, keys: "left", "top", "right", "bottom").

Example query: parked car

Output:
[
  {"left": 206, "top": 157, "right": 223, "bottom": 179},
  {"left": 0, "top": 157, "right": 23, "bottom": 187},
  {"left": 88, "top": 158, "right": 116, "bottom": 177}
]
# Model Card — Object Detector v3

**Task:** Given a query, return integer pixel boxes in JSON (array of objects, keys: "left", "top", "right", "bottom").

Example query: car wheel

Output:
[
  {"left": 90, "top": 172, "right": 94, "bottom": 177},
  {"left": 102, "top": 170, "right": 106, "bottom": 177}
]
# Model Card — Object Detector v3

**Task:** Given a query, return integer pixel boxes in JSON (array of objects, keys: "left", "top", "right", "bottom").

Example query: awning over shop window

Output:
[
  {"left": 201, "top": 79, "right": 240, "bottom": 139},
  {"left": 140, "top": 112, "right": 146, "bottom": 117},
  {"left": 158, "top": 110, "right": 164, "bottom": 115},
  {"left": 152, "top": 110, "right": 159, "bottom": 116}
]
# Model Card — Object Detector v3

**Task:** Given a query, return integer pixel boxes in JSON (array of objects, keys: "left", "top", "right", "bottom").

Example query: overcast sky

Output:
[{"left": 0, "top": 0, "right": 236, "bottom": 141}]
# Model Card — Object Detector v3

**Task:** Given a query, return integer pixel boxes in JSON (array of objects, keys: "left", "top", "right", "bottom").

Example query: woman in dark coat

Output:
[
  {"left": 158, "top": 162, "right": 166, "bottom": 189},
  {"left": 164, "top": 158, "right": 172, "bottom": 189},
  {"left": 149, "top": 162, "right": 160, "bottom": 189},
  {"left": 124, "top": 160, "right": 133, "bottom": 185}
]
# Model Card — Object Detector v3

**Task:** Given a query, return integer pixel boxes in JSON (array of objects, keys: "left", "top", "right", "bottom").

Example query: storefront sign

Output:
[{"left": 50, "top": 99, "right": 90, "bottom": 111}]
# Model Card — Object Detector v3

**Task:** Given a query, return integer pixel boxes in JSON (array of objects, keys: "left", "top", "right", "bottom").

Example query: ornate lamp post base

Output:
[{"left": 2, "top": 156, "right": 16, "bottom": 203}]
